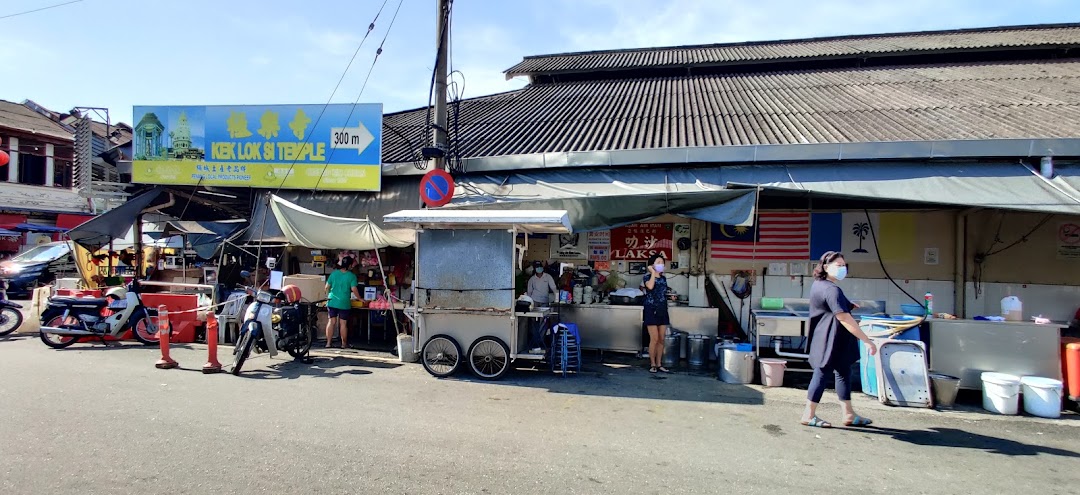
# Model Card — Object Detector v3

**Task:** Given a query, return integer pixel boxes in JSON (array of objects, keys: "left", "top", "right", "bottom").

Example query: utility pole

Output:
[{"left": 432, "top": 0, "right": 450, "bottom": 171}]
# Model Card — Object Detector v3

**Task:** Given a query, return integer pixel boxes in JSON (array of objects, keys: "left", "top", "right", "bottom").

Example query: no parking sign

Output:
[{"left": 419, "top": 169, "right": 455, "bottom": 208}]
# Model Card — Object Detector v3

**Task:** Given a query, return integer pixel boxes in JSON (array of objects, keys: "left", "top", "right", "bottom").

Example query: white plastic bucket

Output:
[
  {"left": 981, "top": 372, "right": 1021, "bottom": 415},
  {"left": 396, "top": 334, "right": 418, "bottom": 363},
  {"left": 1000, "top": 296, "right": 1023, "bottom": 322},
  {"left": 1020, "top": 376, "right": 1063, "bottom": 418},
  {"left": 759, "top": 358, "right": 787, "bottom": 387}
]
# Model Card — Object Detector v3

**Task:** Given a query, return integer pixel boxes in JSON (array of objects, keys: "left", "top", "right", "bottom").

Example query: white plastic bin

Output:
[
  {"left": 396, "top": 334, "right": 418, "bottom": 363},
  {"left": 1020, "top": 376, "right": 1063, "bottom": 419},
  {"left": 981, "top": 372, "right": 1021, "bottom": 415}
]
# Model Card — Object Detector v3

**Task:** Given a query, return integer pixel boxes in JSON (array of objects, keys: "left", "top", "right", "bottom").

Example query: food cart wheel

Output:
[
  {"left": 467, "top": 336, "right": 510, "bottom": 380},
  {"left": 421, "top": 334, "right": 462, "bottom": 378}
]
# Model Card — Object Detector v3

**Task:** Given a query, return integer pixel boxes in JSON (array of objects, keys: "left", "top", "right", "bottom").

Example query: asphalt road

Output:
[{"left": 1, "top": 330, "right": 1079, "bottom": 494}]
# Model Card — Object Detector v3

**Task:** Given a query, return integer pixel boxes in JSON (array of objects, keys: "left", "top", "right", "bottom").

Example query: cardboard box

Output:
[{"left": 283, "top": 274, "right": 326, "bottom": 303}]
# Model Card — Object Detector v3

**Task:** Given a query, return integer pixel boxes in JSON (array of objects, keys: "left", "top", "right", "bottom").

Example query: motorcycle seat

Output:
[{"left": 49, "top": 297, "right": 108, "bottom": 306}]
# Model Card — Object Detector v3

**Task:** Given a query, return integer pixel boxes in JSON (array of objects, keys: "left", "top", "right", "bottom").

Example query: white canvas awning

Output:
[{"left": 269, "top": 195, "right": 414, "bottom": 250}]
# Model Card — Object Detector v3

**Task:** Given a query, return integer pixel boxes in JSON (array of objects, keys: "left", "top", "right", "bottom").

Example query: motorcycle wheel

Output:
[
  {"left": 131, "top": 310, "right": 172, "bottom": 346},
  {"left": 39, "top": 312, "right": 80, "bottom": 349},
  {"left": 0, "top": 307, "right": 22, "bottom": 337},
  {"left": 287, "top": 327, "right": 313, "bottom": 359},
  {"left": 231, "top": 328, "right": 256, "bottom": 375}
]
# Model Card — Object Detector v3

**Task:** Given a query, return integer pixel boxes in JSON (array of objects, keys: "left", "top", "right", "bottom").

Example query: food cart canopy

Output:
[
  {"left": 270, "top": 195, "right": 414, "bottom": 250},
  {"left": 67, "top": 189, "right": 164, "bottom": 251},
  {"left": 383, "top": 209, "right": 573, "bottom": 233}
]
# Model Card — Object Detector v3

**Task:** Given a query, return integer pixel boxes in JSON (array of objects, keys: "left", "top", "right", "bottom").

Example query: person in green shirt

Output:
[{"left": 324, "top": 256, "right": 360, "bottom": 349}]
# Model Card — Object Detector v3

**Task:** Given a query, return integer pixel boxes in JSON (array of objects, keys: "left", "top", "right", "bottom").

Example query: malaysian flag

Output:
[{"left": 710, "top": 212, "right": 811, "bottom": 260}]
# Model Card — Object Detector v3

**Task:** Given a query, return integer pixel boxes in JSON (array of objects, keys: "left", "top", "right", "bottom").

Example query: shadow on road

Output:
[
  {"left": 232, "top": 355, "right": 400, "bottom": 380},
  {"left": 444, "top": 352, "right": 765, "bottom": 406},
  {"left": 854, "top": 426, "right": 1080, "bottom": 458}
]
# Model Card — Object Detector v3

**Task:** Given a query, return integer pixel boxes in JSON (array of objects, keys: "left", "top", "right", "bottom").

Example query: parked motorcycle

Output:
[
  {"left": 231, "top": 284, "right": 312, "bottom": 375},
  {"left": 38, "top": 283, "right": 168, "bottom": 349},
  {"left": 0, "top": 280, "right": 23, "bottom": 337}
]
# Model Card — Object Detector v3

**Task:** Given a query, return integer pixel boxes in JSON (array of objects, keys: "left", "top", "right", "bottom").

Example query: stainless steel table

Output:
[
  {"left": 927, "top": 319, "right": 1066, "bottom": 390},
  {"left": 560, "top": 304, "right": 642, "bottom": 353}
]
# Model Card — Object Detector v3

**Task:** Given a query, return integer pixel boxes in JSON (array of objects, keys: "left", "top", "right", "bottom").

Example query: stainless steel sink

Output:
[{"left": 752, "top": 310, "right": 801, "bottom": 318}]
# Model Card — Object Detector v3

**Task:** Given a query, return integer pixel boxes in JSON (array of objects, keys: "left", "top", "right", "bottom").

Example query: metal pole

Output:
[
  {"left": 370, "top": 230, "right": 401, "bottom": 337},
  {"left": 133, "top": 214, "right": 143, "bottom": 285},
  {"left": 432, "top": 0, "right": 449, "bottom": 171}
]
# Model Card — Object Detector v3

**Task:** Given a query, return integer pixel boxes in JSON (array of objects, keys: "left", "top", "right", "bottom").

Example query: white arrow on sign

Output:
[{"left": 330, "top": 124, "right": 374, "bottom": 154}]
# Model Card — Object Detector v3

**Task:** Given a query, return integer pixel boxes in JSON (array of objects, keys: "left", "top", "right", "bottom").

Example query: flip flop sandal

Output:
[
  {"left": 658, "top": 367, "right": 673, "bottom": 373},
  {"left": 843, "top": 416, "right": 873, "bottom": 427},
  {"left": 800, "top": 416, "right": 832, "bottom": 428},
  {"left": 649, "top": 367, "right": 658, "bottom": 373}
]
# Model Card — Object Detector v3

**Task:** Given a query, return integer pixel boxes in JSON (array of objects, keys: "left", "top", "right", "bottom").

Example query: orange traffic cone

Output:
[
  {"left": 155, "top": 305, "right": 179, "bottom": 369},
  {"left": 203, "top": 312, "right": 223, "bottom": 374}
]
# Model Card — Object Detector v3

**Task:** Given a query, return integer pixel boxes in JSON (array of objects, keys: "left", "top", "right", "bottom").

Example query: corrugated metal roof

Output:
[
  {"left": 505, "top": 24, "right": 1080, "bottom": 76},
  {"left": 381, "top": 59, "right": 1080, "bottom": 163},
  {"left": 0, "top": 100, "right": 73, "bottom": 141}
]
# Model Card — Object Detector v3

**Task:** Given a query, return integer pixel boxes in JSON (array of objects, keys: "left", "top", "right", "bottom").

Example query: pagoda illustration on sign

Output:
[
  {"left": 168, "top": 112, "right": 205, "bottom": 160},
  {"left": 133, "top": 112, "right": 166, "bottom": 160}
]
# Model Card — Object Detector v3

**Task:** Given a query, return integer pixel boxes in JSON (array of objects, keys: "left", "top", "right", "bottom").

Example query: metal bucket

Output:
[
  {"left": 687, "top": 335, "right": 708, "bottom": 369},
  {"left": 720, "top": 347, "right": 755, "bottom": 384},
  {"left": 930, "top": 373, "right": 961, "bottom": 409},
  {"left": 662, "top": 333, "right": 682, "bottom": 368}
]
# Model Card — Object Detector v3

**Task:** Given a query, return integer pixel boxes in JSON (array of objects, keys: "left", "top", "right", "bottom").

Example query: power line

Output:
[
  {"left": 0, "top": 0, "right": 84, "bottom": 21},
  {"left": 313, "top": 0, "right": 405, "bottom": 191},
  {"left": 267, "top": 0, "right": 389, "bottom": 196},
  {"left": 251, "top": 0, "right": 391, "bottom": 286}
]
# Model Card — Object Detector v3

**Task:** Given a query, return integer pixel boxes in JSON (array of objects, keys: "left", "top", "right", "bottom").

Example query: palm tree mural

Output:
[{"left": 852, "top": 222, "right": 870, "bottom": 253}]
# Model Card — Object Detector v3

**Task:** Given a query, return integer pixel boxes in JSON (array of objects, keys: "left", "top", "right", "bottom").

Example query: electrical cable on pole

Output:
[{"left": 433, "top": 0, "right": 451, "bottom": 171}]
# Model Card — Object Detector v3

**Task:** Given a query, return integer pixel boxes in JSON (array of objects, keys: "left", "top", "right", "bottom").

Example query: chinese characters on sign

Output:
[
  {"left": 610, "top": 223, "right": 674, "bottom": 260},
  {"left": 131, "top": 104, "right": 382, "bottom": 191},
  {"left": 588, "top": 231, "right": 610, "bottom": 262}
]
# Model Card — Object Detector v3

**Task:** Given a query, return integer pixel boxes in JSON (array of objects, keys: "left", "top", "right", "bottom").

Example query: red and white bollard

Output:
[
  {"left": 203, "top": 312, "right": 223, "bottom": 374},
  {"left": 155, "top": 304, "right": 179, "bottom": 369}
]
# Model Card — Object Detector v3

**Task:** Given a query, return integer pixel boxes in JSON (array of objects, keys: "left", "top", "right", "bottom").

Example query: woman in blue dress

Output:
[
  {"left": 643, "top": 253, "right": 672, "bottom": 373},
  {"left": 800, "top": 251, "right": 877, "bottom": 428}
]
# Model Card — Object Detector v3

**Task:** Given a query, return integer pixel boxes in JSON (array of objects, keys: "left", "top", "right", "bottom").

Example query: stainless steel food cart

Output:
[{"left": 383, "top": 209, "right": 572, "bottom": 380}]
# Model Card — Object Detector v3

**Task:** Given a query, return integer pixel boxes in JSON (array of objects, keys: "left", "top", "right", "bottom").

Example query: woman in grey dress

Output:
[{"left": 800, "top": 251, "right": 877, "bottom": 428}]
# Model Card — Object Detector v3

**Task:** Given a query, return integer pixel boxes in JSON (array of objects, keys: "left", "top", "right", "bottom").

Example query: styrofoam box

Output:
[{"left": 283, "top": 274, "right": 327, "bottom": 303}]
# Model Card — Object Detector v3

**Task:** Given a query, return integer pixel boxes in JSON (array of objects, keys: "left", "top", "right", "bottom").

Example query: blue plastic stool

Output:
[{"left": 551, "top": 323, "right": 582, "bottom": 375}]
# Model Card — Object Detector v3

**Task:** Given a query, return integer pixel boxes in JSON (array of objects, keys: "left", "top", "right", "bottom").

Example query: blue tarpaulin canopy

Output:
[{"left": 13, "top": 223, "right": 67, "bottom": 233}]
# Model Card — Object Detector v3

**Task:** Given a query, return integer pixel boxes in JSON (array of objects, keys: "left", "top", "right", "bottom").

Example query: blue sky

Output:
[{"left": 1, "top": 0, "right": 1077, "bottom": 126}]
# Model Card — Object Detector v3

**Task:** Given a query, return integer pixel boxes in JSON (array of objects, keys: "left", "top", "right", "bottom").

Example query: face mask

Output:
[
  {"left": 827, "top": 265, "right": 847, "bottom": 280},
  {"left": 535, "top": 267, "right": 543, "bottom": 274},
  {"left": 654, "top": 264, "right": 665, "bottom": 273}
]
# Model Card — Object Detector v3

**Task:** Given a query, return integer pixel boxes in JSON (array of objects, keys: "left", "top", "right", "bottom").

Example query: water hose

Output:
[{"left": 861, "top": 316, "right": 925, "bottom": 339}]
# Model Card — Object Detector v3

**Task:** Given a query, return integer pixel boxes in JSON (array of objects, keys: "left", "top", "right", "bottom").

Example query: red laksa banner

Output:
[{"left": 610, "top": 223, "right": 673, "bottom": 260}]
